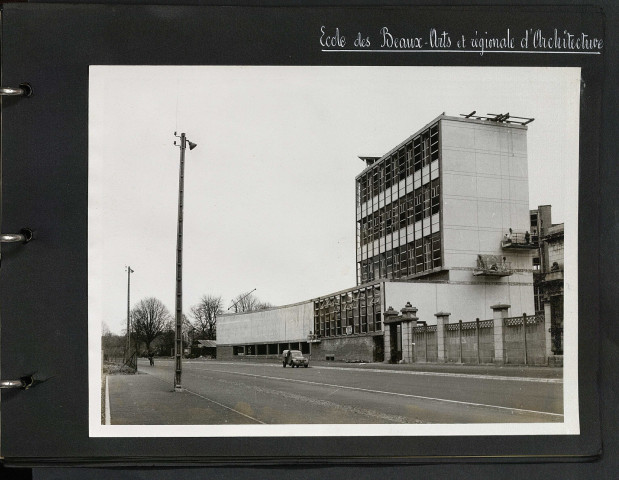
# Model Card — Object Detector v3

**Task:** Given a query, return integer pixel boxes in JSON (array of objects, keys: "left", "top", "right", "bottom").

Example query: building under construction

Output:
[{"left": 217, "top": 112, "right": 540, "bottom": 363}]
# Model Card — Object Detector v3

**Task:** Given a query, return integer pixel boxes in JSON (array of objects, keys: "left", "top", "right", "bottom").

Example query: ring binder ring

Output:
[
  {"left": 0, "top": 228, "right": 33, "bottom": 244},
  {"left": 0, "top": 82, "right": 33, "bottom": 97},
  {"left": 0, "top": 375, "right": 34, "bottom": 390}
]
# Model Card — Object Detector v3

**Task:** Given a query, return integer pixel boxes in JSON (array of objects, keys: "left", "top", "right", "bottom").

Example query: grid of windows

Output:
[
  {"left": 358, "top": 125, "right": 439, "bottom": 204},
  {"left": 359, "top": 182, "right": 440, "bottom": 245},
  {"left": 359, "top": 232, "right": 442, "bottom": 283},
  {"left": 356, "top": 122, "right": 442, "bottom": 285},
  {"left": 314, "top": 285, "right": 381, "bottom": 338}
]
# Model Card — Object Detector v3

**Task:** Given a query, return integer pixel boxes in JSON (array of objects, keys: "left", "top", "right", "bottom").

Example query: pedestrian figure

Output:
[
  {"left": 148, "top": 352, "right": 154, "bottom": 366},
  {"left": 524, "top": 231, "right": 530, "bottom": 244}
]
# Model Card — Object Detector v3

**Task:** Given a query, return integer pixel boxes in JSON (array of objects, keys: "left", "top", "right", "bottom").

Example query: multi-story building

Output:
[
  {"left": 530, "top": 205, "right": 564, "bottom": 355},
  {"left": 218, "top": 113, "right": 537, "bottom": 363}
]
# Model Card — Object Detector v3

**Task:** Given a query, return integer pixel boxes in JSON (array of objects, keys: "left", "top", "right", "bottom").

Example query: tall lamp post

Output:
[
  {"left": 173, "top": 132, "right": 197, "bottom": 392},
  {"left": 125, "top": 266, "right": 134, "bottom": 360}
]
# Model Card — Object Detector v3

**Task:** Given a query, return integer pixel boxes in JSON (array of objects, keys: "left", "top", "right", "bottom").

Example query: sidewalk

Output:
[{"left": 106, "top": 373, "right": 254, "bottom": 425}]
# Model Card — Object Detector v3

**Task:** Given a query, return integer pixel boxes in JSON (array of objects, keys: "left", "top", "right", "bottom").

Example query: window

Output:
[
  {"left": 408, "top": 242, "right": 416, "bottom": 275},
  {"left": 360, "top": 175, "right": 368, "bottom": 204},
  {"left": 415, "top": 239, "right": 424, "bottom": 272},
  {"left": 532, "top": 257, "right": 540, "bottom": 271},
  {"left": 380, "top": 253, "right": 386, "bottom": 278},
  {"left": 423, "top": 184, "right": 431, "bottom": 219},
  {"left": 372, "top": 170, "right": 379, "bottom": 199},
  {"left": 360, "top": 292, "right": 367, "bottom": 333},
  {"left": 430, "top": 125, "right": 440, "bottom": 162},
  {"left": 398, "top": 149, "right": 407, "bottom": 180},
  {"left": 413, "top": 137, "right": 422, "bottom": 172},
  {"left": 399, "top": 201, "right": 407, "bottom": 228},
  {"left": 422, "top": 134, "right": 431, "bottom": 167},
  {"left": 400, "top": 246, "right": 408, "bottom": 276},
  {"left": 352, "top": 291, "right": 360, "bottom": 334},
  {"left": 534, "top": 286, "right": 543, "bottom": 313},
  {"left": 385, "top": 159, "right": 393, "bottom": 189},
  {"left": 431, "top": 182, "right": 440, "bottom": 215},
  {"left": 406, "top": 144, "right": 414, "bottom": 176},
  {"left": 378, "top": 165, "right": 385, "bottom": 195},
  {"left": 423, "top": 237, "right": 432, "bottom": 270},
  {"left": 432, "top": 232, "right": 442, "bottom": 268},
  {"left": 414, "top": 189, "right": 423, "bottom": 222}
]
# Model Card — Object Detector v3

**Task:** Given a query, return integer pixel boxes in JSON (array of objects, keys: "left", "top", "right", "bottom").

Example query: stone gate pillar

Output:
[
  {"left": 491, "top": 304, "right": 510, "bottom": 364},
  {"left": 383, "top": 307, "right": 398, "bottom": 363},
  {"left": 400, "top": 302, "right": 418, "bottom": 364},
  {"left": 434, "top": 312, "right": 450, "bottom": 363}
]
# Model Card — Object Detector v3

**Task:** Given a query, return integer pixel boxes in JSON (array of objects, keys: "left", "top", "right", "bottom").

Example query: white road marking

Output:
[
  {"left": 182, "top": 388, "right": 266, "bottom": 425},
  {"left": 147, "top": 370, "right": 265, "bottom": 424},
  {"left": 180, "top": 360, "right": 563, "bottom": 384},
  {"left": 201, "top": 368, "right": 564, "bottom": 418}
]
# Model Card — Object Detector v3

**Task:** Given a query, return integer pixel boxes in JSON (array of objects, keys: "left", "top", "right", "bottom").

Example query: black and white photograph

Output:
[{"left": 88, "top": 66, "right": 579, "bottom": 437}]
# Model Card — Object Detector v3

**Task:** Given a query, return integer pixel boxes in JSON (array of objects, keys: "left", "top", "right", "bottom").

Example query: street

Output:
[{"left": 107, "top": 359, "right": 563, "bottom": 425}]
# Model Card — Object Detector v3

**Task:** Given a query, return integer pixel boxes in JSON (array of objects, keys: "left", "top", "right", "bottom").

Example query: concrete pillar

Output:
[
  {"left": 401, "top": 321, "right": 412, "bottom": 363},
  {"left": 491, "top": 304, "right": 510, "bottom": 364},
  {"left": 544, "top": 299, "right": 553, "bottom": 360},
  {"left": 400, "top": 303, "right": 418, "bottom": 364},
  {"left": 434, "top": 312, "right": 450, "bottom": 363},
  {"left": 383, "top": 307, "right": 398, "bottom": 363}
]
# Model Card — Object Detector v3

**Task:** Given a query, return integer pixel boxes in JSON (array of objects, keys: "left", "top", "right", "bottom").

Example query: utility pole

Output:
[
  {"left": 125, "top": 266, "right": 134, "bottom": 359},
  {"left": 173, "top": 132, "right": 197, "bottom": 392}
]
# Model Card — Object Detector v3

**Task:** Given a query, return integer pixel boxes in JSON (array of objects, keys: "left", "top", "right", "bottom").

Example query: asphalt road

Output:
[{"left": 134, "top": 359, "right": 563, "bottom": 424}]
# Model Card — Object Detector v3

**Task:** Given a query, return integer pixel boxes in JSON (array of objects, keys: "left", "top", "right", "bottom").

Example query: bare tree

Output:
[
  {"left": 190, "top": 295, "right": 223, "bottom": 340},
  {"left": 131, "top": 297, "right": 172, "bottom": 354},
  {"left": 230, "top": 291, "right": 273, "bottom": 313},
  {"left": 101, "top": 321, "right": 126, "bottom": 361},
  {"left": 102, "top": 321, "right": 111, "bottom": 337}
]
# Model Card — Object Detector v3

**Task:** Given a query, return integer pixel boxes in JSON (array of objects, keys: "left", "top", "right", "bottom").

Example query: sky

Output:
[{"left": 89, "top": 66, "right": 580, "bottom": 334}]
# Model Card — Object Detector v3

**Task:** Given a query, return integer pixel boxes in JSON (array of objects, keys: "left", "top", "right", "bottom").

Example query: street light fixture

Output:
[{"left": 173, "top": 132, "right": 197, "bottom": 392}]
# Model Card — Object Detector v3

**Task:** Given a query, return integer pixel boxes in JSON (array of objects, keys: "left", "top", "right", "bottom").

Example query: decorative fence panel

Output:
[
  {"left": 503, "top": 315, "right": 546, "bottom": 365},
  {"left": 410, "top": 314, "right": 546, "bottom": 366},
  {"left": 525, "top": 316, "right": 547, "bottom": 365},
  {"left": 444, "top": 322, "right": 461, "bottom": 363},
  {"left": 460, "top": 321, "right": 478, "bottom": 363},
  {"left": 479, "top": 320, "right": 495, "bottom": 363},
  {"left": 504, "top": 317, "right": 526, "bottom": 364},
  {"left": 412, "top": 325, "right": 437, "bottom": 362}
]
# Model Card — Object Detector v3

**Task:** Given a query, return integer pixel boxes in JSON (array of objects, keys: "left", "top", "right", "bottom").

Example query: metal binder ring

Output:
[
  {"left": 0, "top": 83, "right": 33, "bottom": 97},
  {"left": 0, "top": 376, "right": 34, "bottom": 389},
  {"left": 0, "top": 228, "right": 33, "bottom": 244}
]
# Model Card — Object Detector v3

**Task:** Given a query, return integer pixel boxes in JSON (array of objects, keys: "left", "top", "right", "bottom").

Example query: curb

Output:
[{"left": 105, "top": 375, "right": 111, "bottom": 425}]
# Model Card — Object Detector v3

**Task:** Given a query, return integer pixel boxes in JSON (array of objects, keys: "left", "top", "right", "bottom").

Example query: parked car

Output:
[{"left": 282, "top": 349, "right": 309, "bottom": 368}]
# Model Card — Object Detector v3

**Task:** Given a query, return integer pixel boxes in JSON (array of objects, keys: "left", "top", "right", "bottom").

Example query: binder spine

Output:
[{"left": 1, "top": 84, "right": 35, "bottom": 390}]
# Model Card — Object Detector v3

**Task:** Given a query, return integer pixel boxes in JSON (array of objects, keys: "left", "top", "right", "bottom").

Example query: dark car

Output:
[{"left": 282, "top": 349, "right": 309, "bottom": 368}]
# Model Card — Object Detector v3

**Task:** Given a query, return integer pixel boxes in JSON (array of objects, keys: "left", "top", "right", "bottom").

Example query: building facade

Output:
[
  {"left": 530, "top": 205, "right": 564, "bottom": 356},
  {"left": 218, "top": 113, "right": 538, "bottom": 363}
]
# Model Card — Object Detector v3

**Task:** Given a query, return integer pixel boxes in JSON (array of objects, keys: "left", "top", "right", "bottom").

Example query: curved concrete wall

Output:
[{"left": 218, "top": 301, "right": 314, "bottom": 345}]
